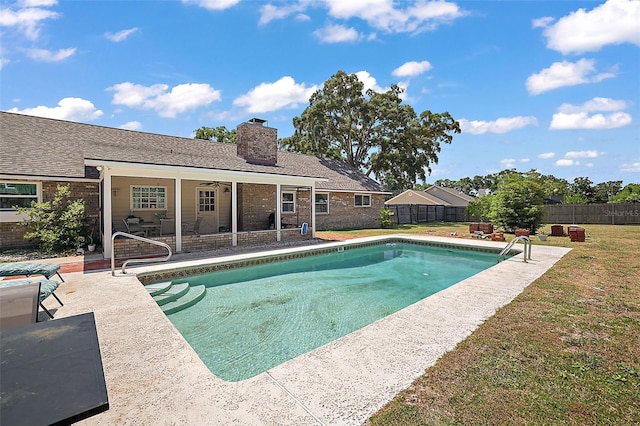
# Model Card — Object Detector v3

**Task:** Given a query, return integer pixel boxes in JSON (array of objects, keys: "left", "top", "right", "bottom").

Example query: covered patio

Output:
[{"left": 96, "top": 161, "right": 324, "bottom": 259}]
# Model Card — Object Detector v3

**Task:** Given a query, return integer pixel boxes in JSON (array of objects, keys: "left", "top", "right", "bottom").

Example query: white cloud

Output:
[
  {"left": 621, "top": 162, "right": 640, "bottom": 173},
  {"left": 500, "top": 158, "right": 530, "bottom": 169},
  {"left": 109, "top": 82, "right": 221, "bottom": 118},
  {"left": 564, "top": 150, "right": 601, "bottom": 159},
  {"left": 550, "top": 96, "right": 633, "bottom": 130},
  {"left": 26, "top": 47, "right": 75, "bottom": 62},
  {"left": 0, "top": 3, "right": 59, "bottom": 40},
  {"left": 0, "top": 57, "right": 9, "bottom": 69},
  {"left": 538, "top": 152, "right": 555, "bottom": 159},
  {"left": 233, "top": 76, "right": 318, "bottom": 113},
  {"left": 392, "top": 60, "right": 432, "bottom": 78},
  {"left": 8, "top": 97, "right": 103, "bottom": 122},
  {"left": 558, "top": 97, "right": 631, "bottom": 114},
  {"left": 550, "top": 112, "right": 632, "bottom": 130},
  {"left": 19, "top": 0, "right": 58, "bottom": 6},
  {"left": 181, "top": 0, "right": 239, "bottom": 11},
  {"left": 324, "top": 0, "right": 465, "bottom": 33},
  {"left": 354, "top": 70, "right": 387, "bottom": 94},
  {"left": 555, "top": 159, "right": 578, "bottom": 167},
  {"left": 531, "top": 16, "right": 554, "bottom": 28},
  {"left": 459, "top": 116, "right": 538, "bottom": 135},
  {"left": 259, "top": 3, "right": 307, "bottom": 25},
  {"left": 313, "top": 24, "right": 361, "bottom": 43},
  {"left": 526, "top": 59, "right": 616, "bottom": 95},
  {"left": 105, "top": 27, "right": 138, "bottom": 42},
  {"left": 542, "top": 0, "right": 640, "bottom": 54},
  {"left": 119, "top": 121, "right": 142, "bottom": 131}
]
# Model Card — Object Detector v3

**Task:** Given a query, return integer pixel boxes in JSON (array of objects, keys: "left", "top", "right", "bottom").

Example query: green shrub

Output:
[
  {"left": 378, "top": 208, "right": 394, "bottom": 228},
  {"left": 17, "top": 184, "right": 88, "bottom": 254}
]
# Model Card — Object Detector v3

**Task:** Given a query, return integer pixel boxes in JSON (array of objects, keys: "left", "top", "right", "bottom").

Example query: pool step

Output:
[
  {"left": 145, "top": 281, "right": 173, "bottom": 297},
  {"left": 152, "top": 282, "right": 190, "bottom": 306},
  {"left": 161, "top": 285, "right": 206, "bottom": 315}
]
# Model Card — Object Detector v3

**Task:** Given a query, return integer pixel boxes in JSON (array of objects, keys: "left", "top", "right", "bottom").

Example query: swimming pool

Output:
[{"left": 157, "top": 242, "right": 499, "bottom": 381}]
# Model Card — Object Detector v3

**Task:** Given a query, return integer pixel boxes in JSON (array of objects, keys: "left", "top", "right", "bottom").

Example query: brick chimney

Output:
[{"left": 236, "top": 118, "right": 277, "bottom": 166}]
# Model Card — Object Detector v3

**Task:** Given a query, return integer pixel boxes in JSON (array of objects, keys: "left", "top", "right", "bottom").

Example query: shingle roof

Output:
[{"left": 0, "top": 112, "right": 387, "bottom": 193}]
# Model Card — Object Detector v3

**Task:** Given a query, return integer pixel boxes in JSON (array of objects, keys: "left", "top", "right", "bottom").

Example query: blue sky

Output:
[{"left": 1, "top": 0, "right": 639, "bottom": 186}]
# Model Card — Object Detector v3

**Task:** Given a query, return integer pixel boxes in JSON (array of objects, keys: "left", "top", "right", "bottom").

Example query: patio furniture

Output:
[
  {"left": 160, "top": 218, "right": 175, "bottom": 236},
  {"left": 0, "top": 261, "right": 64, "bottom": 282},
  {"left": 141, "top": 223, "right": 161, "bottom": 237},
  {"left": 122, "top": 218, "right": 145, "bottom": 237},
  {"left": 0, "top": 281, "right": 40, "bottom": 330},
  {"left": 0, "top": 278, "right": 63, "bottom": 319},
  {"left": 0, "top": 312, "right": 109, "bottom": 425},
  {"left": 181, "top": 217, "right": 202, "bottom": 236}
]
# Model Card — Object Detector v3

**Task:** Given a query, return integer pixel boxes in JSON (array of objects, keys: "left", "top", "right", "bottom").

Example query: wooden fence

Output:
[
  {"left": 386, "top": 204, "right": 471, "bottom": 225},
  {"left": 543, "top": 203, "right": 640, "bottom": 225}
]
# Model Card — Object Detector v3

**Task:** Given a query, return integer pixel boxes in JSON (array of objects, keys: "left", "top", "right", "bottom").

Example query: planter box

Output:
[
  {"left": 538, "top": 235, "right": 547, "bottom": 241},
  {"left": 568, "top": 226, "right": 585, "bottom": 242},
  {"left": 551, "top": 225, "right": 564, "bottom": 236},
  {"left": 491, "top": 233, "right": 505, "bottom": 241},
  {"left": 515, "top": 229, "right": 530, "bottom": 237}
]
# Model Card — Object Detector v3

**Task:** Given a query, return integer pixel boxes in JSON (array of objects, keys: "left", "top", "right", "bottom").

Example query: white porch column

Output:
[
  {"left": 311, "top": 185, "right": 316, "bottom": 238},
  {"left": 175, "top": 178, "right": 182, "bottom": 252},
  {"left": 231, "top": 181, "right": 237, "bottom": 246},
  {"left": 276, "top": 183, "right": 281, "bottom": 242},
  {"left": 102, "top": 169, "right": 113, "bottom": 259}
]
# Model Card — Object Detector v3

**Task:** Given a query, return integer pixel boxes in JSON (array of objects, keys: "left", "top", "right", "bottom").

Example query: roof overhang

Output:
[{"left": 85, "top": 159, "right": 328, "bottom": 186}]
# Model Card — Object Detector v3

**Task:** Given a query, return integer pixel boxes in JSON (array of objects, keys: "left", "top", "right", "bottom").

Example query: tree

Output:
[
  {"left": 16, "top": 184, "right": 88, "bottom": 254},
  {"left": 489, "top": 174, "right": 546, "bottom": 233},
  {"left": 568, "top": 177, "right": 595, "bottom": 203},
  {"left": 194, "top": 126, "right": 237, "bottom": 144},
  {"left": 593, "top": 180, "right": 622, "bottom": 203},
  {"left": 282, "top": 70, "right": 460, "bottom": 190},
  {"left": 610, "top": 183, "right": 640, "bottom": 203},
  {"left": 466, "top": 194, "right": 494, "bottom": 222}
]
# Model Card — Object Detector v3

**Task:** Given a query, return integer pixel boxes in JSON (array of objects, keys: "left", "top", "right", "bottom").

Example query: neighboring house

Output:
[
  {"left": 385, "top": 186, "right": 474, "bottom": 207},
  {"left": 0, "top": 112, "right": 389, "bottom": 257}
]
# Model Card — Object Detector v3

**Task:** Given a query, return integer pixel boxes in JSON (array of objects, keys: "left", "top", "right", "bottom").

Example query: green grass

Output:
[{"left": 319, "top": 223, "right": 640, "bottom": 426}]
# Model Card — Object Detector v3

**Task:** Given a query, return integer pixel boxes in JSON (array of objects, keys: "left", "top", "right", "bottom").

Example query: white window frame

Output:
[
  {"left": 130, "top": 185, "right": 167, "bottom": 210},
  {"left": 198, "top": 189, "right": 216, "bottom": 212},
  {"left": 0, "top": 181, "right": 41, "bottom": 222},
  {"left": 282, "top": 191, "right": 295, "bottom": 214},
  {"left": 315, "top": 192, "right": 329, "bottom": 214},
  {"left": 354, "top": 193, "right": 371, "bottom": 208}
]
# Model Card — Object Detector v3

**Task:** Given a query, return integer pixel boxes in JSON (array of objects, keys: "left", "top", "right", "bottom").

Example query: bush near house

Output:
[{"left": 17, "top": 184, "right": 89, "bottom": 254}]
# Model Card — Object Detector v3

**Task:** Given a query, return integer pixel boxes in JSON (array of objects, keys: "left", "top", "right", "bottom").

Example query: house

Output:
[
  {"left": 0, "top": 112, "right": 389, "bottom": 258},
  {"left": 385, "top": 186, "right": 474, "bottom": 207}
]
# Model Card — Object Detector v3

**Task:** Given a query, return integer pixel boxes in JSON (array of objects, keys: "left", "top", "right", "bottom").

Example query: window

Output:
[
  {"left": 199, "top": 190, "right": 215, "bottom": 212},
  {"left": 131, "top": 186, "right": 166, "bottom": 210},
  {"left": 315, "top": 193, "right": 329, "bottom": 214},
  {"left": 354, "top": 194, "right": 371, "bottom": 207},
  {"left": 0, "top": 182, "right": 38, "bottom": 210},
  {"left": 282, "top": 192, "right": 295, "bottom": 213}
]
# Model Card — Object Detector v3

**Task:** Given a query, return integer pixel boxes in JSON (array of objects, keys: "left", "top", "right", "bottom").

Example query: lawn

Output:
[{"left": 318, "top": 224, "right": 640, "bottom": 425}]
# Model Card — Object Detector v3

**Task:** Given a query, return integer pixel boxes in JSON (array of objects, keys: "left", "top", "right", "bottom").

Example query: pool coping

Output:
[{"left": 47, "top": 235, "right": 571, "bottom": 425}]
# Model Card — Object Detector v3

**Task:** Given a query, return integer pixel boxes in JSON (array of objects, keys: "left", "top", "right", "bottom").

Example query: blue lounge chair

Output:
[
  {"left": 0, "top": 279, "right": 63, "bottom": 319},
  {"left": 0, "top": 262, "right": 64, "bottom": 282}
]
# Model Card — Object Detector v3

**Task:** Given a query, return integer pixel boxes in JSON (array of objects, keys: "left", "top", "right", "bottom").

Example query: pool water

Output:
[{"left": 166, "top": 243, "right": 496, "bottom": 381}]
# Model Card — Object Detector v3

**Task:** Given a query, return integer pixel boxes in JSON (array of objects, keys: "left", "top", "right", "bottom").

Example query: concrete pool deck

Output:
[{"left": 38, "top": 235, "right": 571, "bottom": 425}]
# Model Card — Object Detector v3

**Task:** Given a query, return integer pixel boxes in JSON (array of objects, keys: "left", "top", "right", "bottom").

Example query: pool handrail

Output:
[
  {"left": 111, "top": 232, "right": 172, "bottom": 276},
  {"left": 498, "top": 236, "right": 531, "bottom": 263}
]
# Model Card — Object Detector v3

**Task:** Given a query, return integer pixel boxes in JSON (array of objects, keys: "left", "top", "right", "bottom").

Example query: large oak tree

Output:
[{"left": 280, "top": 70, "right": 460, "bottom": 189}]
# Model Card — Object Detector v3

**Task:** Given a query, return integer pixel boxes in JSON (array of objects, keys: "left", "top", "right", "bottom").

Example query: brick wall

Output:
[
  {"left": 112, "top": 229, "right": 311, "bottom": 258},
  {"left": 315, "top": 192, "right": 385, "bottom": 230},
  {"left": 236, "top": 121, "right": 278, "bottom": 165},
  {"left": 1, "top": 180, "right": 100, "bottom": 250},
  {"left": 238, "top": 183, "right": 276, "bottom": 231}
]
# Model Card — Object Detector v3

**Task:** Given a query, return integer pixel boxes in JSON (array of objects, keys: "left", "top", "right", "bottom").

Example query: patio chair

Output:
[
  {"left": 0, "top": 262, "right": 64, "bottom": 282},
  {"left": 0, "top": 281, "right": 40, "bottom": 330},
  {"left": 0, "top": 278, "right": 63, "bottom": 319},
  {"left": 181, "top": 217, "right": 202, "bottom": 236},
  {"left": 123, "top": 218, "right": 145, "bottom": 237}
]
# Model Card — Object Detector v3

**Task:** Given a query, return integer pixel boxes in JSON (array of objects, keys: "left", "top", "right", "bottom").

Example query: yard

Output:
[{"left": 320, "top": 224, "right": 640, "bottom": 425}]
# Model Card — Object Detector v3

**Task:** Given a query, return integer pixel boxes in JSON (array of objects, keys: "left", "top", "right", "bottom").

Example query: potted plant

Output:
[{"left": 538, "top": 233, "right": 548, "bottom": 241}]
